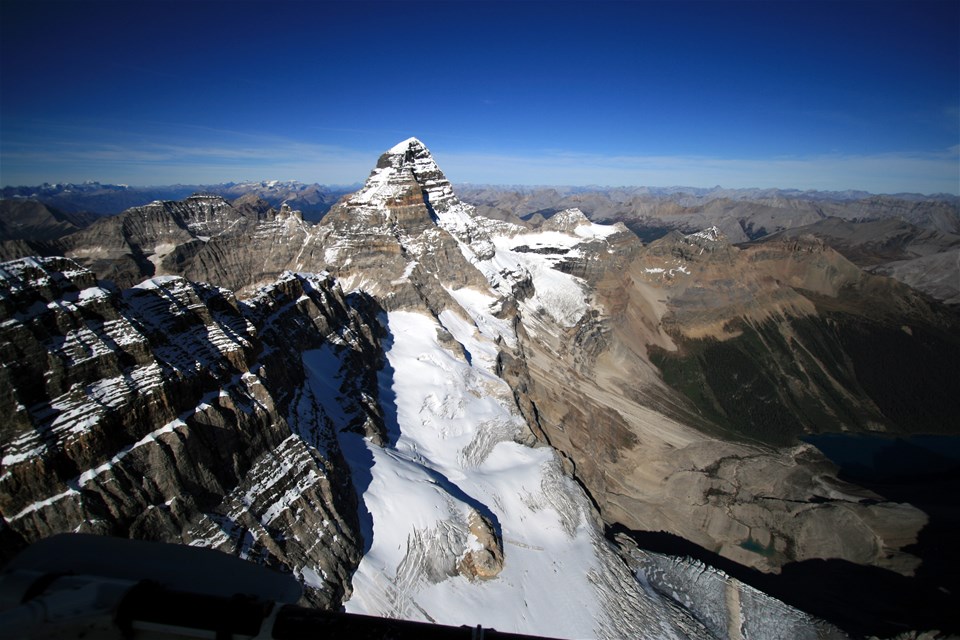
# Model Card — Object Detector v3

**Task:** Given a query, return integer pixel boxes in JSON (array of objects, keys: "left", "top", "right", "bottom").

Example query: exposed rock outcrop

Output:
[
  {"left": 60, "top": 194, "right": 259, "bottom": 288},
  {"left": 295, "top": 137, "right": 491, "bottom": 311},
  {"left": 0, "top": 256, "right": 388, "bottom": 607},
  {"left": 457, "top": 509, "right": 504, "bottom": 580}
]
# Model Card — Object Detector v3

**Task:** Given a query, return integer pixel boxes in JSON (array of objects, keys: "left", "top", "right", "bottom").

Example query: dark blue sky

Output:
[{"left": 2, "top": 0, "right": 958, "bottom": 192}]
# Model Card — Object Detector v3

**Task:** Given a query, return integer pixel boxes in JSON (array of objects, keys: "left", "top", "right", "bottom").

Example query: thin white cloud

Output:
[
  {"left": 3, "top": 122, "right": 958, "bottom": 195},
  {"left": 0, "top": 129, "right": 376, "bottom": 185},
  {"left": 434, "top": 147, "right": 960, "bottom": 195}
]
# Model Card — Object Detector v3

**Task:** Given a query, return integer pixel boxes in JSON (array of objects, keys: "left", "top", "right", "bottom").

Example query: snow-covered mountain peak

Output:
[
  {"left": 539, "top": 207, "right": 593, "bottom": 233},
  {"left": 309, "top": 139, "right": 495, "bottom": 303},
  {"left": 387, "top": 136, "right": 426, "bottom": 154},
  {"left": 353, "top": 138, "right": 458, "bottom": 213},
  {"left": 320, "top": 138, "right": 458, "bottom": 240}
]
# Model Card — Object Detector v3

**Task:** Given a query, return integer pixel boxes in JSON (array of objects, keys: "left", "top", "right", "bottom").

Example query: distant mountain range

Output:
[
  {"left": 0, "top": 181, "right": 360, "bottom": 221},
  {"left": 458, "top": 183, "right": 960, "bottom": 203},
  {"left": 4, "top": 180, "right": 957, "bottom": 219},
  {"left": 3, "top": 179, "right": 960, "bottom": 307}
]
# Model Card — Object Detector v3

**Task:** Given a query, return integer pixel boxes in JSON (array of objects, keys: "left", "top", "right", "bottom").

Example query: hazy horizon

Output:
[{"left": 4, "top": 173, "right": 958, "bottom": 200}]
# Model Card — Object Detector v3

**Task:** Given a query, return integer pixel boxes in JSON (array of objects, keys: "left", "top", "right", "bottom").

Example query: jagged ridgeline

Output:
[
  {"left": 0, "top": 258, "right": 382, "bottom": 609},
  {"left": 1, "top": 138, "right": 958, "bottom": 638}
]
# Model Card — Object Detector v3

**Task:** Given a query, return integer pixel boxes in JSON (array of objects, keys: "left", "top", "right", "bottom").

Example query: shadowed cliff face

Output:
[{"left": 0, "top": 256, "right": 389, "bottom": 608}]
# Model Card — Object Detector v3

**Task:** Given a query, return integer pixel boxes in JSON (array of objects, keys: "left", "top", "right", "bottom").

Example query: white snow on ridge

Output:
[
  {"left": 9, "top": 488, "right": 79, "bottom": 521},
  {"left": 685, "top": 226, "right": 722, "bottom": 242},
  {"left": 444, "top": 286, "right": 516, "bottom": 351},
  {"left": 389, "top": 137, "right": 423, "bottom": 154},
  {"left": 433, "top": 203, "right": 622, "bottom": 330},
  {"left": 489, "top": 236, "right": 590, "bottom": 328},
  {"left": 351, "top": 164, "right": 403, "bottom": 208},
  {"left": 575, "top": 220, "right": 621, "bottom": 239},
  {"left": 446, "top": 232, "right": 589, "bottom": 329},
  {"left": 77, "top": 286, "right": 111, "bottom": 302},
  {"left": 317, "top": 310, "right": 687, "bottom": 639},
  {"left": 133, "top": 275, "right": 183, "bottom": 289}
]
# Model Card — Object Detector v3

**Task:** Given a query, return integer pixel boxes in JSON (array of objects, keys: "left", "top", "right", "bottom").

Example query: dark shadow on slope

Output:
[
  {"left": 375, "top": 321, "right": 402, "bottom": 447},
  {"left": 609, "top": 524, "right": 960, "bottom": 638},
  {"left": 804, "top": 433, "right": 960, "bottom": 606},
  {"left": 377, "top": 318, "right": 502, "bottom": 539},
  {"left": 618, "top": 220, "right": 675, "bottom": 244},
  {"left": 325, "top": 312, "right": 397, "bottom": 557},
  {"left": 420, "top": 192, "right": 440, "bottom": 225},
  {"left": 416, "top": 464, "right": 503, "bottom": 543},
  {"left": 458, "top": 339, "right": 473, "bottom": 366},
  {"left": 336, "top": 432, "right": 376, "bottom": 556}
]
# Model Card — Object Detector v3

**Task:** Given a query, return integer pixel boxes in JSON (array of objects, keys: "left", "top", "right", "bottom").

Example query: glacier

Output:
[{"left": 310, "top": 308, "right": 705, "bottom": 639}]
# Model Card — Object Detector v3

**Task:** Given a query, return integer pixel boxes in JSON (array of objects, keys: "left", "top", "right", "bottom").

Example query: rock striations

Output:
[
  {"left": 0, "top": 256, "right": 384, "bottom": 608},
  {"left": 299, "top": 137, "right": 491, "bottom": 308},
  {"left": 2, "top": 138, "right": 959, "bottom": 638}
]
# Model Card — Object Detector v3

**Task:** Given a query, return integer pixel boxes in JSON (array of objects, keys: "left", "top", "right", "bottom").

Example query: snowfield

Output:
[
  {"left": 435, "top": 204, "right": 610, "bottom": 329},
  {"left": 304, "top": 309, "right": 697, "bottom": 639}
]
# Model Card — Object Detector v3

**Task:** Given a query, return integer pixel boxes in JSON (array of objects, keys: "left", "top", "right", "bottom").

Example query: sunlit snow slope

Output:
[{"left": 303, "top": 307, "right": 703, "bottom": 639}]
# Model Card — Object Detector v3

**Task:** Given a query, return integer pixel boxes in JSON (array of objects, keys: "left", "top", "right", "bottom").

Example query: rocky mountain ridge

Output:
[
  {"left": 458, "top": 185, "right": 960, "bottom": 307},
  {"left": 0, "top": 256, "right": 389, "bottom": 608},
  {"left": 457, "top": 184, "right": 960, "bottom": 231},
  {"left": 1, "top": 180, "right": 355, "bottom": 221},
  {"left": 2, "top": 138, "right": 958, "bottom": 637},
  {"left": 9, "top": 176, "right": 956, "bottom": 305}
]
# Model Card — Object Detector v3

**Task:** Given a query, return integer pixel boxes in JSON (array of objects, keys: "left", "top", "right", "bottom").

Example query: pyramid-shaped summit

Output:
[
  {"left": 354, "top": 137, "right": 458, "bottom": 216},
  {"left": 323, "top": 136, "right": 461, "bottom": 232},
  {"left": 312, "top": 136, "right": 488, "bottom": 301}
]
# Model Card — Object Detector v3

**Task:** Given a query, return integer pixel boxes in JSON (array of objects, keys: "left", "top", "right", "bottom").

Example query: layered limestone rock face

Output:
[
  {"left": 61, "top": 194, "right": 280, "bottom": 290},
  {"left": 0, "top": 256, "right": 387, "bottom": 607},
  {"left": 296, "top": 137, "right": 490, "bottom": 311},
  {"left": 181, "top": 203, "right": 313, "bottom": 295}
]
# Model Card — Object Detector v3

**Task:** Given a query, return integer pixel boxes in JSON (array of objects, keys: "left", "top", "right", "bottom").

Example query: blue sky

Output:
[{"left": 1, "top": 0, "right": 958, "bottom": 193}]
